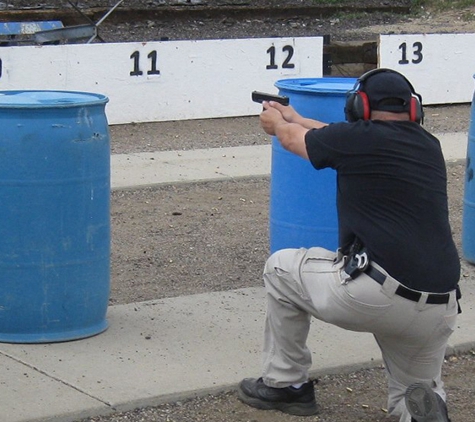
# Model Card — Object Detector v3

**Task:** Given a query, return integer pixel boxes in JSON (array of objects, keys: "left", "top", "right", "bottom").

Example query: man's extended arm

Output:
[{"left": 260, "top": 101, "right": 328, "bottom": 159}]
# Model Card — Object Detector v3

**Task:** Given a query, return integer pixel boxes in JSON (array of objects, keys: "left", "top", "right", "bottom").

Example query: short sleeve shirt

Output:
[{"left": 305, "top": 119, "right": 460, "bottom": 293}]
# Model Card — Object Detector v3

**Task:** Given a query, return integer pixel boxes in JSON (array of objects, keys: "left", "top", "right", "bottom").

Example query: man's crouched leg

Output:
[{"left": 237, "top": 377, "right": 318, "bottom": 416}]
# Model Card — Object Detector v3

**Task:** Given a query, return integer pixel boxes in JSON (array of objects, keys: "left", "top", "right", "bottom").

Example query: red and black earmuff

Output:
[{"left": 344, "top": 68, "right": 424, "bottom": 124}]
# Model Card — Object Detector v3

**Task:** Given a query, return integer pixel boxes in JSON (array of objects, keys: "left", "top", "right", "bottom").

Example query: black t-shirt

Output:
[{"left": 305, "top": 119, "right": 460, "bottom": 293}]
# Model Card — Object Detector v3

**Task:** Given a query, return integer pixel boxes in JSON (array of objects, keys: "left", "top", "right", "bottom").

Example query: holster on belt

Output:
[
  {"left": 456, "top": 285, "right": 462, "bottom": 314},
  {"left": 344, "top": 237, "right": 369, "bottom": 280}
]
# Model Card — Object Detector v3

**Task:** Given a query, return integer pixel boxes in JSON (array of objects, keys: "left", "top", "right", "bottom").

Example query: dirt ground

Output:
[{"left": 18, "top": 1, "right": 473, "bottom": 421}]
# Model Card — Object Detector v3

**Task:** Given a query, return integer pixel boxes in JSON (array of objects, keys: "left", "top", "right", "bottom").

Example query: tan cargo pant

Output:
[{"left": 261, "top": 247, "right": 458, "bottom": 422}]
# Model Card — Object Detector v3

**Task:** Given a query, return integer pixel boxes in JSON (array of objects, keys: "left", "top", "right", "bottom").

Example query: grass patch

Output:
[
  {"left": 461, "top": 10, "right": 475, "bottom": 21},
  {"left": 413, "top": 0, "right": 475, "bottom": 11}
]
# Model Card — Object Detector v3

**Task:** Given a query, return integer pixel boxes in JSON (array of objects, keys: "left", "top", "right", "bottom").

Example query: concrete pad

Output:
[
  {"left": 111, "top": 145, "right": 271, "bottom": 190},
  {"left": 0, "top": 287, "right": 381, "bottom": 418},
  {"left": 2, "top": 284, "right": 472, "bottom": 421},
  {"left": 0, "top": 285, "right": 472, "bottom": 422},
  {"left": 439, "top": 131, "right": 468, "bottom": 162},
  {"left": 110, "top": 132, "right": 467, "bottom": 191},
  {"left": 0, "top": 352, "right": 108, "bottom": 422}
]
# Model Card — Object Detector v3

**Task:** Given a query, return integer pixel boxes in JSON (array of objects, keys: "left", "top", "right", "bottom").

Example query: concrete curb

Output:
[{"left": 111, "top": 132, "right": 468, "bottom": 190}]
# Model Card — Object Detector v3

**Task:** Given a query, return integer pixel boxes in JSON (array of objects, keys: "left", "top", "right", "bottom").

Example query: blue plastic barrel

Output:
[
  {"left": 462, "top": 85, "right": 475, "bottom": 263},
  {"left": 270, "top": 77, "right": 357, "bottom": 253},
  {"left": 0, "top": 90, "right": 110, "bottom": 343}
]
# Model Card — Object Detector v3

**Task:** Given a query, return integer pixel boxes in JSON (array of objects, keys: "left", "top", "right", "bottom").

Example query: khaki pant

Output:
[{"left": 261, "top": 247, "right": 458, "bottom": 422}]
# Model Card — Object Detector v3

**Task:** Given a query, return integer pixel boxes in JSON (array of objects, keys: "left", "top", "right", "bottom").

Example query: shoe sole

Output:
[
  {"left": 405, "top": 383, "right": 447, "bottom": 422},
  {"left": 237, "top": 386, "right": 318, "bottom": 416}
]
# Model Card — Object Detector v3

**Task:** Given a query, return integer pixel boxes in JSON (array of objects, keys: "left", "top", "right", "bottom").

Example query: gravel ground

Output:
[
  {"left": 7, "top": 0, "right": 409, "bottom": 7},
  {"left": 4, "top": 0, "right": 467, "bottom": 44},
  {"left": 6, "top": 1, "right": 475, "bottom": 421}
]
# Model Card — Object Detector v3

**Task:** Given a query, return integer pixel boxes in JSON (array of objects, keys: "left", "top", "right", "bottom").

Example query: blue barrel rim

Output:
[
  {"left": 275, "top": 77, "right": 357, "bottom": 95},
  {"left": 0, "top": 90, "right": 109, "bottom": 109}
]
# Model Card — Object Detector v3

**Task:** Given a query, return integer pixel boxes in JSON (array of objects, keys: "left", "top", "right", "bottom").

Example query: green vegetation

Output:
[
  {"left": 309, "top": 0, "right": 474, "bottom": 9},
  {"left": 411, "top": 0, "right": 475, "bottom": 21},
  {"left": 461, "top": 10, "right": 475, "bottom": 20},
  {"left": 413, "top": 0, "right": 475, "bottom": 10},
  {"left": 308, "top": 0, "right": 475, "bottom": 21},
  {"left": 309, "top": 0, "right": 475, "bottom": 10}
]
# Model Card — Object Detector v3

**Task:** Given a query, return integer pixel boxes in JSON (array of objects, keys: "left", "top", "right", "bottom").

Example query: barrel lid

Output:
[
  {"left": 275, "top": 77, "right": 358, "bottom": 94},
  {"left": 0, "top": 90, "right": 109, "bottom": 108}
]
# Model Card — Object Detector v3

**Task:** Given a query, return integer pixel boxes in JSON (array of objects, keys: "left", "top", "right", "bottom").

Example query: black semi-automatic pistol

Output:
[{"left": 251, "top": 91, "right": 289, "bottom": 106}]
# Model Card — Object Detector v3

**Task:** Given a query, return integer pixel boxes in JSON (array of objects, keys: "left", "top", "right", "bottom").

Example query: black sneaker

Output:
[
  {"left": 405, "top": 382, "right": 451, "bottom": 422},
  {"left": 237, "top": 377, "right": 318, "bottom": 416}
]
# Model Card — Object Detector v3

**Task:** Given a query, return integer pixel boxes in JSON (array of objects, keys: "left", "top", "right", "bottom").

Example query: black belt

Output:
[{"left": 365, "top": 265, "right": 450, "bottom": 305}]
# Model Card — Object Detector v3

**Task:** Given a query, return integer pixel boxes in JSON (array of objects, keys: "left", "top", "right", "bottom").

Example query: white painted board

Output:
[
  {"left": 379, "top": 33, "right": 475, "bottom": 105},
  {"left": 0, "top": 37, "right": 323, "bottom": 124}
]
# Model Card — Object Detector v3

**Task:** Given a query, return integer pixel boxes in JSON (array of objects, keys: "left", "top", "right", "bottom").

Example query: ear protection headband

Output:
[{"left": 344, "top": 68, "right": 424, "bottom": 124}]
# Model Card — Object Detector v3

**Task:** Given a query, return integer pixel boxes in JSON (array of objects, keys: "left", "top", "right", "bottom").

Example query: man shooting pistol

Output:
[{"left": 242, "top": 70, "right": 460, "bottom": 422}]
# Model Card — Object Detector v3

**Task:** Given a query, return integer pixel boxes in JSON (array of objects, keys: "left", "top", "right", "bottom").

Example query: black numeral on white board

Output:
[
  {"left": 398, "top": 42, "right": 423, "bottom": 65},
  {"left": 130, "top": 50, "right": 161, "bottom": 76},
  {"left": 267, "top": 45, "right": 295, "bottom": 70}
]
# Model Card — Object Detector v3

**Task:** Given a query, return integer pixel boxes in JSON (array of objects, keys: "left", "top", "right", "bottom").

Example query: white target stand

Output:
[
  {"left": 379, "top": 33, "right": 475, "bottom": 105},
  {"left": 2, "top": 33, "right": 473, "bottom": 124},
  {"left": 0, "top": 37, "right": 323, "bottom": 125}
]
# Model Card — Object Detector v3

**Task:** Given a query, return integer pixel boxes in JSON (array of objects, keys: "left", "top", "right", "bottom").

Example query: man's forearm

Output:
[
  {"left": 293, "top": 116, "right": 327, "bottom": 130},
  {"left": 274, "top": 123, "right": 310, "bottom": 160}
]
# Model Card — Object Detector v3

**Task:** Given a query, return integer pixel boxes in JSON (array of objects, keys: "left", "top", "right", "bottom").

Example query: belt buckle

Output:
[
  {"left": 343, "top": 251, "right": 369, "bottom": 283},
  {"left": 355, "top": 252, "right": 369, "bottom": 271}
]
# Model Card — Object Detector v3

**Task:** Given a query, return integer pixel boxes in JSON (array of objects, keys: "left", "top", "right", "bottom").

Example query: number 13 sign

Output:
[{"left": 379, "top": 33, "right": 475, "bottom": 105}]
